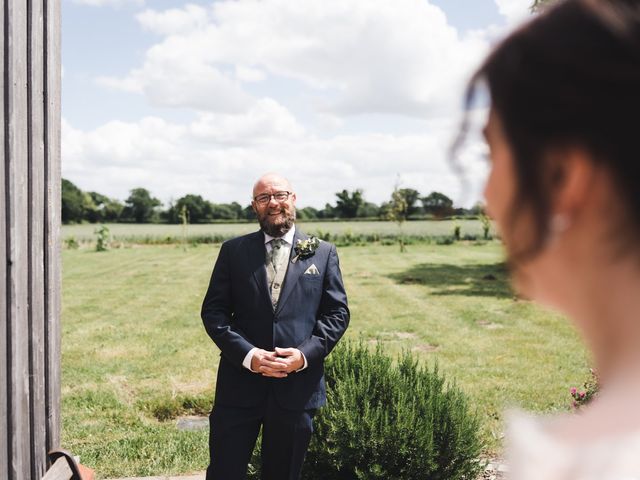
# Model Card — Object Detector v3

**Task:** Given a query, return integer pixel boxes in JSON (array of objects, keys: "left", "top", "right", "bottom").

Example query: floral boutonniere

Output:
[{"left": 292, "top": 236, "right": 321, "bottom": 263}]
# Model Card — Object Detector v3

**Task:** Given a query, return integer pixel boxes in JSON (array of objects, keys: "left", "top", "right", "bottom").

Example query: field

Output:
[
  {"left": 61, "top": 231, "right": 590, "bottom": 478},
  {"left": 61, "top": 219, "right": 487, "bottom": 244}
]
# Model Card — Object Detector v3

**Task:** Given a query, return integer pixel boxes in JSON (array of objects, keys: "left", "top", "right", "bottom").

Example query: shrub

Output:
[
  {"left": 308, "top": 342, "right": 483, "bottom": 479},
  {"left": 142, "top": 394, "right": 212, "bottom": 421},
  {"left": 249, "top": 342, "right": 484, "bottom": 480},
  {"left": 64, "top": 236, "right": 80, "bottom": 249},
  {"left": 435, "top": 236, "right": 455, "bottom": 245},
  {"left": 479, "top": 213, "right": 492, "bottom": 240},
  {"left": 452, "top": 223, "right": 461, "bottom": 242},
  {"left": 94, "top": 225, "right": 110, "bottom": 252}
]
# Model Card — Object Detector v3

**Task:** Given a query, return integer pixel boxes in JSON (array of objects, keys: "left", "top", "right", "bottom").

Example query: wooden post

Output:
[{"left": 1, "top": 0, "right": 62, "bottom": 479}]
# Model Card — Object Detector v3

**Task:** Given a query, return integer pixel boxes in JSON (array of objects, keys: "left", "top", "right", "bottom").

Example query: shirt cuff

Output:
[
  {"left": 296, "top": 351, "right": 308, "bottom": 372},
  {"left": 243, "top": 347, "right": 258, "bottom": 372}
]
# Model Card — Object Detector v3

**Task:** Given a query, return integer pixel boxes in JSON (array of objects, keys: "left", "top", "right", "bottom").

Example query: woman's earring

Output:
[
  {"left": 544, "top": 214, "right": 571, "bottom": 249},
  {"left": 549, "top": 214, "right": 571, "bottom": 233}
]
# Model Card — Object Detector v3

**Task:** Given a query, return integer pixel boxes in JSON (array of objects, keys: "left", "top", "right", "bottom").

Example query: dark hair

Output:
[{"left": 455, "top": 0, "right": 640, "bottom": 259}]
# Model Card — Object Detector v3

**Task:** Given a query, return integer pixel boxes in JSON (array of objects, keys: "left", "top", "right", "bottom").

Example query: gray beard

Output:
[{"left": 259, "top": 209, "right": 296, "bottom": 237}]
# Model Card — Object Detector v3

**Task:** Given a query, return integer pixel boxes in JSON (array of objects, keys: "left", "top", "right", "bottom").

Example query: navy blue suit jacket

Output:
[{"left": 201, "top": 228, "right": 350, "bottom": 411}]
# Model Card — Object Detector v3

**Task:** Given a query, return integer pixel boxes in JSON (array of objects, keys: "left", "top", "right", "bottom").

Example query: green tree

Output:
[
  {"left": 102, "top": 199, "right": 125, "bottom": 222},
  {"left": 422, "top": 191, "right": 454, "bottom": 218},
  {"left": 356, "top": 201, "right": 381, "bottom": 218},
  {"left": 167, "top": 194, "right": 213, "bottom": 223},
  {"left": 398, "top": 188, "right": 421, "bottom": 216},
  {"left": 468, "top": 201, "right": 484, "bottom": 216},
  {"left": 121, "top": 188, "right": 161, "bottom": 223},
  {"left": 317, "top": 203, "right": 337, "bottom": 219},
  {"left": 88, "top": 191, "right": 123, "bottom": 223},
  {"left": 297, "top": 206, "right": 320, "bottom": 220},
  {"left": 334, "top": 189, "right": 364, "bottom": 218},
  {"left": 243, "top": 205, "right": 256, "bottom": 221},
  {"left": 210, "top": 203, "right": 238, "bottom": 220},
  {"left": 61, "top": 178, "right": 95, "bottom": 224},
  {"left": 229, "top": 201, "right": 244, "bottom": 220}
]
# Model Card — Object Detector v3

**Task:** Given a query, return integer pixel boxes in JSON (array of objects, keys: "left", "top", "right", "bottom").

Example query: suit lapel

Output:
[
  {"left": 248, "top": 230, "right": 272, "bottom": 309},
  {"left": 275, "top": 229, "right": 308, "bottom": 314}
]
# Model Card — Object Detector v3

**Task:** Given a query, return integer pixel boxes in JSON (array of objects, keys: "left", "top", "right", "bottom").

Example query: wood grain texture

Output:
[
  {"left": 44, "top": 0, "right": 62, "bottom": 457},
  {"left": 2, "top": 0, "right": 61, "bottom": 477},
  {"left": 6, "top": 0, "right": 33, "bottom": 477},
  {"left": 28, "top": 0, "right": 48, "bottom": 477},
  {"left": 1, "top": 1, "right": 9, "bottom": 478}
]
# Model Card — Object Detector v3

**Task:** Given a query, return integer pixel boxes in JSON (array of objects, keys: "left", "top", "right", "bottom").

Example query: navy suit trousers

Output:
[{"left": 206, "top": 389, "right": 315, "bottom": 480}]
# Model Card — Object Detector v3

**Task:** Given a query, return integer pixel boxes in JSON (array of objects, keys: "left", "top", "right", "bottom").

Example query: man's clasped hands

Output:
[{"left": 250, "top": 347, "right": 305, "bottom": 378}]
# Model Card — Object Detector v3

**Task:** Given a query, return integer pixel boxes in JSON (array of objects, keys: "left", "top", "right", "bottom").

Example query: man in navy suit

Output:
[{"left": 201, "top": 173, "right": 350, "bottom": 480}]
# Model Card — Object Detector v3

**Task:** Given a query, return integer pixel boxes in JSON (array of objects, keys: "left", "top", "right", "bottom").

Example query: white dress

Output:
[{"left": 507, "top": 411, "right": 640, "bottom": 480}]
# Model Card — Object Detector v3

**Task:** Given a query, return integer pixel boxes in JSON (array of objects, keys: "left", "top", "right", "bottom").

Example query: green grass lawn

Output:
[{"left": 62, "top": 241, "right": 590, "bottom": 478}]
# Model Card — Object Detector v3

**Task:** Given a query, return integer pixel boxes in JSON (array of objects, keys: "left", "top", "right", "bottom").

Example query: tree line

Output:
[{"left": 62, "top": 178, "right": 481, "bottom": 224}]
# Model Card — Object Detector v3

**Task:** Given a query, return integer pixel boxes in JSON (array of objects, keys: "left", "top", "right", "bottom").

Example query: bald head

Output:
[
  {"left": 251, "top": 173, "right": 297, "bottom": 237},
  {"left": 252, "top": 173, "right": 293, "bottom": 198}
]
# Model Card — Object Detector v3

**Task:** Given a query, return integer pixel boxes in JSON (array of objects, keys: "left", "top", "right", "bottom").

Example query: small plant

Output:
[
  {"left": 453, "top": 222, "right": 461, "bottom": 241},
  {"left": 570, "top": 368, "right": 599, "bottom": 410},
  {"left": 386, "top": 177, "right": 409, "bottom": 253},
  {"left": 479, "top": 212, "right": 491, "bottom": 240},
  {"left": 94, "top": 225, "right": 110, "bottom": 252},
  {"left": 180, "top": 204, "right": 189, "bottom": 252},
  {"left": 64, "top": 236, "right": 79, "bottom": 250}
]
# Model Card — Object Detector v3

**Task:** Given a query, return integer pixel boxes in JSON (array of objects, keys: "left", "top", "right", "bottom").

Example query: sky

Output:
[{"left": 61, "top": 0, "right": 534, "bottom": 209}]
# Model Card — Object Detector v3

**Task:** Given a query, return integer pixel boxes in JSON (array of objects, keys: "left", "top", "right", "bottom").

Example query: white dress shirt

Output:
[{"left": 242, "top": 225, "right": 308, "bottom": 372}]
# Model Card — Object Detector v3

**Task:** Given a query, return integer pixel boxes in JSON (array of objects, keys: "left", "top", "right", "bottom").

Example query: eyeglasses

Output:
[{"left": 253, "top": 191, "right": 292, "bottom": 205}]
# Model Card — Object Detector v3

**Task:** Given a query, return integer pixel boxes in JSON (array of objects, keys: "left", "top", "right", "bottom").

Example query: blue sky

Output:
[{"left": 61, "top": 0, "right": 532, "bottom": 208}]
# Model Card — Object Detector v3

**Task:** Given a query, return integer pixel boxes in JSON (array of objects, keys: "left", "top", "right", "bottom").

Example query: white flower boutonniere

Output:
[{"left": 292, "top": 236, "right": 321, "bottom": 263}]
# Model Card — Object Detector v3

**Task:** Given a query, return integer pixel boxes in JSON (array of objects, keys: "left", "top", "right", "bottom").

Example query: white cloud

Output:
[
  {"left": 71, "top": 0, "right": 144, "bottom": 7},
  {"left": 189, "top": 98, "right": 305, "bottom": 144},
  {"left": 234, "top": 65, "right": 266, "bottom": 83},
  {"left": 99, "top": 0, "right": 489, "bottom": 118},
  {"left": 136, "top": 4, "right": 209, "bottom": 35},
  {"left": 97, "top": 41, "right": 254, "bottom": 112},
  {"left": 62, "top": 112, "right": 482, "bottom": 209},
  {"left": 494, "top": 0, "right": 532, "bottom": 24}
]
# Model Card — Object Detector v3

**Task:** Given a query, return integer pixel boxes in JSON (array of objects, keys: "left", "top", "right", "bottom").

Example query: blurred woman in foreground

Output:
[{"left": 458, "top": 0, "right": 640, "bottom": 478}]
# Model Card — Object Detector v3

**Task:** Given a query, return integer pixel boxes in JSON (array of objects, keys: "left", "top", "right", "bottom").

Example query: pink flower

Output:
[{"left": 570, "top": 387, "right": 577, "bottom": 395}]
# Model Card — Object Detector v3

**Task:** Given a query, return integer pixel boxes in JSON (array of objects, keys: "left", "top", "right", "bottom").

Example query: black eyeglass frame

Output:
[{"left": 253, "top": 191, "right": 293, "bottom": 205}]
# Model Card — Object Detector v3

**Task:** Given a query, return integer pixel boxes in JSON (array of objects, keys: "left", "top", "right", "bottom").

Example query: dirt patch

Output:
[
  {"left": 476, "top": 320, "right": 503, "bottom": 330},
  {"left": 352, "top": 271, "right": 374, "bottom": 278},
  {"left": 412, "top": 343, "right": 439, "bottom": 353},
  {"left": 176, "top": 415, "right": 209, "bottom": 431},
  {"left": 107, "top": 375, "right": 135, "bottom": 405},
  {"left": 376, "top": 331, "right": 417, "bottom": 340}
]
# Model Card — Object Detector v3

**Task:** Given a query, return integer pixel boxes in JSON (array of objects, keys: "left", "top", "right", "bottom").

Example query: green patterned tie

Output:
[{"left": 268, "top": 238, "right": 287, "bottom": 272}]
